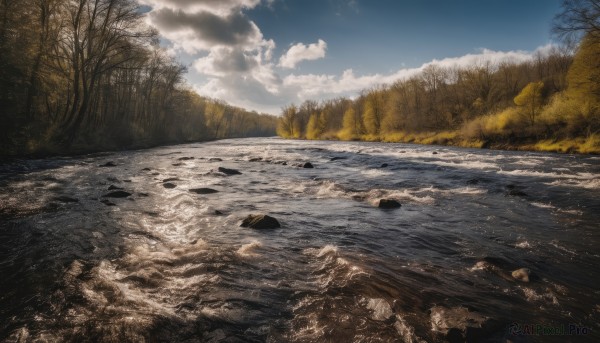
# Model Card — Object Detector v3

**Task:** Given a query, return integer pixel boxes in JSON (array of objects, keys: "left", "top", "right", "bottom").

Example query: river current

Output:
[{"left": 0, "top": 138, "right": 599, "bottom": 342}]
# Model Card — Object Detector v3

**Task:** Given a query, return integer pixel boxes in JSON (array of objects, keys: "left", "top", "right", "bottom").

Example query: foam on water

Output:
[
  {"left": 236, "top": 240, "right": 263, "bottom": 258},
  {"left": 2, "top": 137, "right": 599, "bottom": 342},
  {"left": 360, "top": 168, "right": 395, "bottom": 178}
]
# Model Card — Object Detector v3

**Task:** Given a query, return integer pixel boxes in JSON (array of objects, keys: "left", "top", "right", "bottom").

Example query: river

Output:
[{"left": 1, "top": 138, "right": 599, "bottom": 342}]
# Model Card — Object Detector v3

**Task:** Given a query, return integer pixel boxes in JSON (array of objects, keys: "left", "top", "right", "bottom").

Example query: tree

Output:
[
  {"left": 339, "top": 106, "right": 364, "bottom": 140},
  {"left": 554, "top": 0, "right": 600, "bottom": 43},
  {"left": 362, "top": 88, "right": 385, "bottom": 135},
  {"left": 305, "top": 113, "right": 319, "bottom": 139},
  {"left": 514, "top": 81, "right": 544, "bottom": 126},
  {"left": 277, "top": 104, "right": 298, "bottom": 138},
  {"left": 565, "top": 35, "right": 600, "bottom": 103}
]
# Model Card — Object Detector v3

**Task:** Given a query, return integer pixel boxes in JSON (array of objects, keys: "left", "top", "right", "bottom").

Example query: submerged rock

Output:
[
  {"left": 189, "top": 188, "right": 218, "bottom": 194},
  {"left": 178, "top": 156, "right": 194, "bottom": 161},
  {"left": 241, "top": 214, "right": 281, "bottom": 229},
  {"left": 380, "top": 163, "right": 389, "bottom": 168},
  {"left": 163, "top": 177, "right": 180, "bottom": 182},
  {"left": 100, "top": 199, "right": 116, "bottom": 206},
  {"left": 102, "top": 190, "right": 132, "bottom": 198},
  {"left": 507, "top": 189, "right": 528, "bottom": 197},
  {"left": 365, "top": 298, "right": 394, "bottom": 321},
  {"left": 218, "top": 167, "right": 242, "bottom": 175},
  {"left": 108, "top": 185, "right": 123, "bottom": 190},
  {"left": 378, "top": 199, "right": 401, "bottom": 209},
  {"left": 430, "top": 306, "right": 493, "bottom": 342},
  {"left": 249, "top": 157, "right": 263, "bottom": 162},
  {"left": 330, "top": 156, "right": 347, "bottom": 161},
  {"left": 504, "top": 184, "right": 528, "bottom": 197},
  {"left": 52, "top": 196, "right": 79, "bottom": 203},
  {"left": 511, "top": 268, "right": 531, "bottom": 282},
  {"left": 163, "top": 183, "right": 177, "bottom": 189},
  {"left": 99, "top": 161, "right": 117, "bottom": 167},
  {"left": 209, "top": 158, "right": 223, "bottom": 162}
]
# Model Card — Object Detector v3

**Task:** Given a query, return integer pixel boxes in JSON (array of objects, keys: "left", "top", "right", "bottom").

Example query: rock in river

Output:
[
  {"left": 189, "top": 188, "right": 218, "bottom": 194},
  {"left": 430, "top": 306, "right": 496, "bottom": 342},
  {"left": 299, "top": 162, "right": 314, "bottom": 168},
  {"left": 102, "top": 190, "right": 132, "bottom": 198},
  {"left": 378, "top": 199, "right": 401, "bottom": 209},
  {"left": 241, "top": 214, "right": 281, "bottom": 229},
  {"left": 218, "top": 167, "right": 242, "bottom": 175},
  {"left": 52, "top": 196, "right": 79, "bottom": 203},
  {"left": 511, "top": 268, "right": 531, "bottom": 282},
  {"left": 163, "top": 183, "right": 177, "bottom": 189},
  {"left": 99, "top": 161, "right": 117, "bottom": 167}
]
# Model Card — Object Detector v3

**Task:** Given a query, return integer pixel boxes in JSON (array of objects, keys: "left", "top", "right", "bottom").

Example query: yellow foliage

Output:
[
  {"left": 533, "top": 134, "right": 600, "bottom": 154},
  {"left": 306, "top": 114, "right": 319, "bottom": 140}
]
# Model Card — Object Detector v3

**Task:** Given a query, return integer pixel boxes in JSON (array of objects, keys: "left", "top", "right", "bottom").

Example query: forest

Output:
[
  {"left": 277, "top": 0, "right": 600, "bottom": 154},
  {"left": 0, "top": 0, "right": 277, "bottom": 157}
]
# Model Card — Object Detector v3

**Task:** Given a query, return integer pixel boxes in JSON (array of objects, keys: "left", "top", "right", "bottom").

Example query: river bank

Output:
[{"left": 297, "top": 130, "right": 600, "bottom": 155}]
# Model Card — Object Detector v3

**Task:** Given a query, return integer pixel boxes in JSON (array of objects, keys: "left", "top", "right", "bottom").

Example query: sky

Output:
[{"left": 138, "top": 0, "right": 563, "bottom": 114}]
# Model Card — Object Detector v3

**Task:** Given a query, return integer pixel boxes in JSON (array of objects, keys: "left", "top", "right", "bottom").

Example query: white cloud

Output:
[
  {"left": 278, "top": 39, "right": 328, "bottom": 69},
  {"left": 140, "top": 0, "right": 556, "bottom": 115},
  {"left": 139, "top": 0, "right": 261, "bottom": 15},
  {"left": 280, "top": 45, "right": 555, "bottom": 101}
]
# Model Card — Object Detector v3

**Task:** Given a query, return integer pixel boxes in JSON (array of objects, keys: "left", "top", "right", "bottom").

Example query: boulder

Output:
[
  {"left": 511, "top": 268, "right": 531, "bottom": 282},
  {"left": 240, "top": 214, "right": 281, "bottom": 229},
  {"left": 102, "top": 190, "right": 132, "bottom": 198},
  {"left": 378, "top": 199, "right": 401, "bottom": 209},
  {"left": 189, "top": 188, "right": 219, "bottom": 194},
  {"left": 163, "top": 183, "right": 177, "bottom": 189},
  {"left": 300, "top": 162, "right": 314, "bottom": 168},
  {"left": 209, "top": 158, "right": 223, "bottom": 162},
  {"left": 218, "top": 167, "right": 242, "bottom": 175},
  {"left": 432, "top": 151, "right": 438, "bottom": 155}
]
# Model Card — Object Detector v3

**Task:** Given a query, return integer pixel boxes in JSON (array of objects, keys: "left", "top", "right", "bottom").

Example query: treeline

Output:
[
  {"left": 277, "top": 0, "right": 600, "bottom": 153},
  {"left": 0, "top": 0, "right": 276, "bottom": 156}
]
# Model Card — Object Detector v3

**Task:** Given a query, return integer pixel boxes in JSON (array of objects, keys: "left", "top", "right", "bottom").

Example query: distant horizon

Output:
[{"left": 139, "top": 0, "right": 562, "bottom": 115}]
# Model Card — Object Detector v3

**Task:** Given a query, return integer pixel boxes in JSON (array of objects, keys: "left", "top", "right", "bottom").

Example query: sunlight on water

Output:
[{"left": 0, "top": 138, "right": 599, "bottom": 342}]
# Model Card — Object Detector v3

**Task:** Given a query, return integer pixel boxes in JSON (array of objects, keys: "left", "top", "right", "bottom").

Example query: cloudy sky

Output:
[{"left": 139, "top": 0, "right": 562, "bottom": 114}]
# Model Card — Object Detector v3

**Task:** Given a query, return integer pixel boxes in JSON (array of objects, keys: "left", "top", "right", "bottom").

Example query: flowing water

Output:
[{"left": 0, "top": 138, "right": 599, "bottom": 342}]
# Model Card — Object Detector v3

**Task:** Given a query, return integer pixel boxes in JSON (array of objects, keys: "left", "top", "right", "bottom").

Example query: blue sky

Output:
[{"left": 139, "top": 0, "right": 562, "bottom": 114}]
